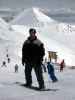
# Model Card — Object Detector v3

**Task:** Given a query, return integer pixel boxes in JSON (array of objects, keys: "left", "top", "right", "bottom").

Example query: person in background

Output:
[
  {"left": 14, "top": 64, "right": 19, "bottom": 73},
  {"left": 47, "top": 61, "right": 58, "bottom": 82},
  {"left": 60, "top": 59, "right": 65, "bottom": 72},
  {"left": 1, "top": 61, "right": 7, "bottom": 67}
]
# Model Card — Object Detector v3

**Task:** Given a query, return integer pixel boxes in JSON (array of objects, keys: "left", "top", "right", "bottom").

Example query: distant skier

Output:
[
  {"left": 14, "top": 64, "right": 19, "bottom": 73},
  {"left": 47, "top": 61, "right": 58, "bottom": 82},
  {"left": 6, "top": 54, "right": 9, "bottom": 58},
  {"left": 7, "top": 58, "right": 10, "bottom": 63},
  {"left": 1, "top": 61, "right": 7, "bottom": 67},
  {"left": 6, "top": 54, "right": 10, "bottom": 63},
  {"left": 60, "top": 59, "right": 65, "bottom": 72}
]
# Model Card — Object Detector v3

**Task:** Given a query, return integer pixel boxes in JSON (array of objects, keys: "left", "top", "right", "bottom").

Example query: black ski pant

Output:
[{"left": 25, "top": 63, "right": 44, "bottom": 88}]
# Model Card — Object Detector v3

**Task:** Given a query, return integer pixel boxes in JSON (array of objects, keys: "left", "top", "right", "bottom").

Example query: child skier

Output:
[{"left": 47, "top": 61, "right": 58, "bottom": 82}]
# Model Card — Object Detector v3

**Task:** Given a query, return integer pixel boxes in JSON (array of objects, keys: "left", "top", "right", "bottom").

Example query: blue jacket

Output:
[{"left": 47, "top": 62, "right": 54, "bottom": 73}]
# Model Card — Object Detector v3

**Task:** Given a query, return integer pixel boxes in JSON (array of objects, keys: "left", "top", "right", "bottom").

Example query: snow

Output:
[
  {"left": 10, "top": 23, "right": 75, "bottom": 66},
  {"left": 9, "top": 7, "right": 75, "bottom": 66},
  {"left": 0, "top": 10, "right": 75, "bottom": 66},
  {"left": 10, "top": 8, "right": 40, "bottom": 27},
  {"left": 0, "top": 8, "right": 75, "bottom": 100},
  {"left": 0, "top": 65, "right": 75, "bottom": 100},
  {"left": 0, "top": 18, "right": 8, "bottom": 29}
]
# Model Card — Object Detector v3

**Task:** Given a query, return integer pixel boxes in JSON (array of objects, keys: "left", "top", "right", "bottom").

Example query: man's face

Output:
[{"left": 30, "top": 31, "right": 36, "bottom": 38}]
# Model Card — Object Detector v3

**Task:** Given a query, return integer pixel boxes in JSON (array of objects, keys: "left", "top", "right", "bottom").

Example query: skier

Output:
[
  {"left": 60, "top": 59, "right": 65, "bottom": 72},
  {"left": 47, "top": 61, "right": 58, "bottom": 82},
  {"left": 1, "top": 61, "right": 7, "bottom": 67},
  {"left": 14, "top": 64, "right": 19, "bottom": 73},
  {"left": 7, "top": 58, "right": 10, "bottom": 63}
]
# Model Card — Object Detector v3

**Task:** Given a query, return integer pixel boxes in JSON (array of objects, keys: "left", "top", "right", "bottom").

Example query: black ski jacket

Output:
[{"left": 22, "top": 36, "right": 45, "bottom": 65}]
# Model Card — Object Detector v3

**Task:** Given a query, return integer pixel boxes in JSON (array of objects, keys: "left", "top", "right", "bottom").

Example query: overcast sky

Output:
[{"left": 0, "top": 0, "right": 75, "bottom": 10}]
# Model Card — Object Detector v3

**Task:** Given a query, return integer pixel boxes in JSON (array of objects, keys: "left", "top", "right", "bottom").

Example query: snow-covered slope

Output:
[
  {"left": 0, "top": 8, "right": 75, "bottom": 66},
  {"left": 0, "top": 11, "right": 75, "bottom": 100},
  {"left": 0, "top": 18, "right": 25, "bottom": 67},
  {"left": 9, "top": 8, "right": 75, "bottom": 66},
  {"left": 0, "top": 64, "right": 75, "bottom": 100}
]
